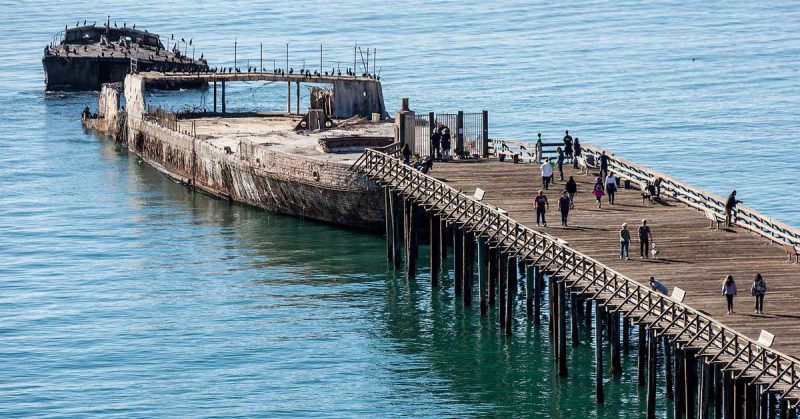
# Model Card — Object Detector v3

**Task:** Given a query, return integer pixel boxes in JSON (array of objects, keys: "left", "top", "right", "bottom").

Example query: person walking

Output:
[
  {"left": 565, "top": 176, "right": 577, "bottom": 208},
  {"left": 535, "top": 133, "right": 544, "bottom": 163},
  {"left": 599, "top": 150, "right": 610, "bottom": 180},
  {"left": 592, "top": 180, "right": 605, "bottom": 208},
  {"left": 605, "top": 173, "right": 618, "bottom": 204},
  {"left": 563, "top": 130, "right": 573, "bottom": 163},
  {"left": 572, "top": 138, "right": 582, "bottom": 169},
  {"left": 540, "top": 158, "right": 553, "bottom": 190},
  {"left": 751, "top": 273, "right": 767, "bottom": 314},
  {"left": 619, "top": 223, "right": 630, "bottom": 259},
  {"left": 725, "top": 190, "right": 741, "bottom": 227},
  {"left": 534, "top": 190, "right": 549, "bottom": 227},
  {"left": 558, "top": 190, "right": 571, "bottom": 227},
  {"left": 638, "top": 219, "right": 653, "bottom": 258},
  {"left": 556, "top": 146, "right": 565, "bottom": 181},
  {"left": 430, "top": 123, "right": 441, "bottom": 161},
  {"left": 722, "top": 275, "right": 737, "bottom": 314},
  {"left": 441, "top": 127, "right": 451, "bottom": 161}
]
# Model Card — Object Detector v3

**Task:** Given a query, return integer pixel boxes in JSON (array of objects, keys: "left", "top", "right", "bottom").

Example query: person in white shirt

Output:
[
  {"left": 605, "top": 173, "right": 618, "bottom": 204},
  {"left": 540, "top": 158, "right": 553, "bottom": 190}
]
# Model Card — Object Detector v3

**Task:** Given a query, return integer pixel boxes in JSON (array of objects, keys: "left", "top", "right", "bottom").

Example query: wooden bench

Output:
[
  {"left": 757, "top": 330, "right": 775, "bottom": 348},
  {"left": 784, "top": 243, "right": 799, "bottom": 263},
  {"left": 705, "top": 210, "right": 722, "bottom": 230}
]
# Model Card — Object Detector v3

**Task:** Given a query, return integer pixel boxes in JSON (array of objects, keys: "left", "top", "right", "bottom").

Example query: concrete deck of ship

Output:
[{"left": 429, "top": 159, "right": 800, "bottom": 358}]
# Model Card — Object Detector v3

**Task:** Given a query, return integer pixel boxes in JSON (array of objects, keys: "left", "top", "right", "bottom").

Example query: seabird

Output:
[{"left": 289, "top": 68, "right": 293, "bottom": 74}]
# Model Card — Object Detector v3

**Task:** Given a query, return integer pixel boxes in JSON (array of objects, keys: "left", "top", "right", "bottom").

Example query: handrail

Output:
[
  {"left": 351, "top": 148, "right": 800, "bottom": 403},
  {"left": 580, "top": 144, "right": 800, "bottom": 248}
]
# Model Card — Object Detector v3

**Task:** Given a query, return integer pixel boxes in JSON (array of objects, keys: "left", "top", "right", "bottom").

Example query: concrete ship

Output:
[
  {"left": 84, "top": 71, "right": 391, "bottom": 230},
  {"left": 43, "top": 21, "right": 208, "bottom": 90}
]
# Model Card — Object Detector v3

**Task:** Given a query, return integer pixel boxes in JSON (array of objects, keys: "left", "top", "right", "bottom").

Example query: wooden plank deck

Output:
[{"left": 430, "top": 159, "right": 800, "bottom": 358}]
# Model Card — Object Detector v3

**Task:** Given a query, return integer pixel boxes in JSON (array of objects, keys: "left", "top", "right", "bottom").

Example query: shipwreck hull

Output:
[
  {"left": 129, "top": 121, "right": 385, "bottom": 230},
  {"left": 43, "top": 56, "right": 207, "bottom": 91}
]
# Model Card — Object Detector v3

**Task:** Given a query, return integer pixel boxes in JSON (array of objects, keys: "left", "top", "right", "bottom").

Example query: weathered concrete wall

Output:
[
  {"left": 333, "top": 79, "right": 386, "bottom": 119},
  {"left": 130, "top": 121, "right": 384, "bottom": 229}
]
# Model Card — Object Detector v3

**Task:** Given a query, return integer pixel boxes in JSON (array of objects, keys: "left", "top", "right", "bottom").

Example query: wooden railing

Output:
[
  {"left": 580, "top": 144, "right": 800, "bottom": 249},
  {"left": 351, "top": 147, "right": 800, "bottom": 405}
]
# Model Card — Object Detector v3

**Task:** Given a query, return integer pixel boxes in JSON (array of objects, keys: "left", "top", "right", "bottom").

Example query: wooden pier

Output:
[{"left": 351, "top": 143, "right": 800, "bottom": 418}]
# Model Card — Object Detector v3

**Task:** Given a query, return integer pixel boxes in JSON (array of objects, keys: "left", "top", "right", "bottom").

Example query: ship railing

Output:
[{"left": 350, "top": 147, "right": 800, "bottom": 406}]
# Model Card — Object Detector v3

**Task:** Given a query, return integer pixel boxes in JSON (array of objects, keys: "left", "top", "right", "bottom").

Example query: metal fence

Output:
[{"left": 410, "top": 111, "right": 488, "bottom": 159}]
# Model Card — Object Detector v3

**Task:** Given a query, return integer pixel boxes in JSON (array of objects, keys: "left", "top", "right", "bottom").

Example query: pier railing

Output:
[
  {"left": 350, "top": 146, "right": 800, "bottom": 405},
  {"left": 581, "top": 144, "right": 800, "bottom": 249}
]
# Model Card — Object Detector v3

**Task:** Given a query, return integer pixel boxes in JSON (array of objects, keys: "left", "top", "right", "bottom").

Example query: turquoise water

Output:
[{"left": 2, "top": 1, "right": 799, "bottom": 417}]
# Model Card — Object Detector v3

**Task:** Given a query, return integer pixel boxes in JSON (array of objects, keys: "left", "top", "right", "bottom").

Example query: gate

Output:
[{"left": 411, "top": 111, "right": 488, "bottom": 159}]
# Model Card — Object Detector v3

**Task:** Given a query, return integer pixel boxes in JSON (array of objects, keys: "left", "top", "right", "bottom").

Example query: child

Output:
[{"left": 593, "top": 181, "right": 605, "bottom": 209}]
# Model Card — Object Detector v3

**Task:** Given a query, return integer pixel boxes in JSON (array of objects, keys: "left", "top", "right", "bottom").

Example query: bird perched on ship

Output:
[
  {"left": 362, "top": 73, "right": 367, "bottom": 77},
  {"left": 324, "top": 71, "right": 328, "bottom": 76},
  {"left": 123, "top": 22, "right": 126, "bottom": 27},
  {"left": 132, "top": 24, "right": 135, "bottom": 29},
  {"left": 181, "top": 38, "right": 185, "bottom": 43},
  {"left": 189, "top": 39, "right": 192, "bottom": 46},
  {"left": 114, "top": 21, "right": 117, "bottom": 27},
  {"left": 337, "top": 70, "right": 341, "bottom": 76},
  {"left": 65, "top": 24, "right": 68, "bottom": 31},
  {"left": 76, "top": 21, "right": 79, "bottom": 26},
  {"left": 331, "top": 68, "right": 335, "bottom": 76},
  {"left": 84, "top": 46, "right": 88, "bottom": 51},
  {"left": 247, "top": 67, "right": 251, "bottom": 73},
  {"left": 83, "top": 20, "right": 86, "bottom": 25},
  {"left": 289, "top": 68, "right": 293, "bottom": 74},
  {"left": 313, "top": 70, "right": 319, "bottom": 76}
]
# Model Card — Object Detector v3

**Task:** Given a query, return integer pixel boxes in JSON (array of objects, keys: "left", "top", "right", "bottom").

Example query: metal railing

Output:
[
  {"left": 580, "top": 144, "right": 800, "bottom": 249},
  {"left": 350, "top": 146, "right": 800, "bottom": 405}
]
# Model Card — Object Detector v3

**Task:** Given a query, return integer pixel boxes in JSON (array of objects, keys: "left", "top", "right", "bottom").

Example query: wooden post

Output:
[
  {"left": 525, "top": 265, "right": 534, "bottom": 318},
  {"left": 406, "top": 201, "right": 417, "bottom": 279},
  {"left": 558, "top": 280, "right": 567, "bottom": 376},
  {"left": 595, "top": 301, "right": 605, "bottom": 404},
  {"left": 646, "top": 329, "right": 657, "bottom": 419},
  {"left": 684, "top": 349, "right": 697, "bottom": 419},
  {"left": 505, "top": 257, "right": 515, "bottom": 336},
  {"left": 454, "top": 228, "right": 463, "bottom": 296},
  {"left": 637, "top": 324, "right": 647, "bottom": 385},
  {"left": 287, "top": 81, "right": 292, "bottom": 113},
  {"left": 759, "top": 388, "right": 768, "bottom": 419},
  {"left": 488, "top": 247, "right": 497, "bottom": 306},
  {"left": 498, "top": 255, "right": 507, "bottom": 330},
  {"left": 430, "top": 213, "right": 440, "bottom": 286},
  {"left": 296, "top": 82, "right": 300, "bottom": 114},
  {"left": 477, "top": 238, "right": 488, "bottom": 315},
  {"left": 722, "top": 368, "right": 732, "bottom": 419},
  {"left": 385, "top": 189, "right": 393, "bottom": 262},
  {"left": 213, "top": 80, "right": 217, "bottom": 113},
  {"left": 533, "top": 266, "right": 542, "bottom": 325},
  {"left": 549, "top": 274, "right": 556, "bottom": 338},
  {"left": 622, "top": 316, "right": 630, "bottom": 352},
  {"left": 463, "top": 232, "right": 474, "bottom": 307},
  {"left": 610, "top": 311, "right": 621, "bottom": 374},
  {"left": 221, "top": 80, "right": 226, "bottom": 114},
  {"left": 584, "top": 294, "right": 592, "bottom": 329},
  {"left": 570, "top": 294, "right": 579, "bottom": 346},
  {"left": 456, "top": 110, "right": 464, "bottom": 155},
  {"left": 664, "top": 336, "right": 674, "bottom": 400},
  {"left": 675, "top": 347, "right": 685, "bottom": 419},
  {"left": 715, "top": 364, "right": 723, "bottom": 419},
  {"left": 428, "top": 111, "right": 436, "bottom": 160},
  {"left": 392, "top": 193, "right": 402, "bottom": 268},
  {"left": 440, "top": 220, "right": 448, "bottom": 263},
  {"left": 699, "top": 360, "right": 712, "bottom": 419}
]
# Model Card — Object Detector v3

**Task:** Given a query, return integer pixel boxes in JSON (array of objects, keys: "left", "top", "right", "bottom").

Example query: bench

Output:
[
  {"left": 671, "top": 287, "right": 686, "bottom": 303},
  {"left": 756, "top": 330, "right": 775, "bottom": 348},
  {"left": 473, "top": 187, "right": 485, "bottom": 201},
  {"left": 784, "top": 243, "right": 799, "bottom": 263},
  {"left": 705, "top": 210, "right": 722, "bottom": 230}
]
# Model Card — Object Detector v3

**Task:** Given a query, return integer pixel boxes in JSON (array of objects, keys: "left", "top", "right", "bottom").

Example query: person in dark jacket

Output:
[
  {"left": 599, "top": 151, "right": 610, "bottom": 179},
  {"left": 565, "top": 176, "right": 577, "bottom": 208},
  {"left": 751, "top": 273, "right": 767, "bottom": 314},
  {"left": 724, "top": 190, "right": 741, "bottom": 227},
  {"left": 558, "top": 190, "right": 571, "bottom": 227},
  {"left": 563, "top": 130, "right": 573, "bottom": 162},
  {"left": 430, "top": 123, "right": 442, "bottom": 161},
  {"left": 572, "top": 138, "right": 582, "bottom": 168},
  {"left": 556, "top": 146, "right": 565, "bottom": 181},
  {"left": 401, "top": 142, "right": 411, "bottom": 165},
  {"left": 441, "top": 127, "right": 452, "bottom": 161}
]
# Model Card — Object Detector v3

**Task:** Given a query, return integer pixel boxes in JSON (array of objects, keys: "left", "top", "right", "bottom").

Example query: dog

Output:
[{"left": 650, "top": 243, "right": 659, "bottom": 258}]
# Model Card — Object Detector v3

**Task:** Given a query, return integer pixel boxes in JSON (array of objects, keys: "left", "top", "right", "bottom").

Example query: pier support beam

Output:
[
  {"left": 429, "top": 213, "right": 440, "bottom": 286},
  {"left": 296, "top": 82, "right": 300, "bottom": 114},
  {"left": 646, "top": 329, "right": 657, "bottom": 419},
  {"left": 221, "top": 81, "right": 226, "bottom": 114},
  {"left": 699, "top": 360, "right": 712, "bottom": 419},
  {"left": 498, "top": 255, "right": 507, "bottom": 330},
  {"left": 637, "top": 324, "right": 647, "bottom": 385},
  {"left": 664, "top": 336, "right": 674, "bottom": 400},
  {"left": 287, "top": 81, "right": 291, "bottom": 113},
  {"left": 405, "top": 201, "right": 417, "bottom": 279},
  {"left": 525, "top": 265, "right": 534, "bottom": 318},
  {"left": 558, "top": 280, "right": 567, "bottom": 376},
  {"left": 385, "top": 189, "right": 393, "bottom": 262},
  {"left": 684, "top": 349, "right": 697, "bottom": 419},
  {"left": 213, "top": 81, "right": 217, "bottom": 113},
  {"left": 488, "top": 247, "right": 497, "bottom": 306},
  {"left": 570, "top": 294, "right": 579, "bottom": 346},
  {"left": 610, "top": 311, "right": 621, "bottom": 374},
  {"left": 533, "top": 266, "right": 542, "bottom": 325},
  {"left": 622, "top": 316, "right": 630, "bottom": 352},
  {"left": 505, "top": 257, "right": 516, "bottom": 336},
  {"left": 463, "top": 232, "right": 474, "bottom": 307},
  {"left": 440, "top": 220, "right": 448, "bottom": 263},
  {"left": 391, "top": 193, "right": 402, "bottom": 268},
  {"left": 595, "top": 301, "right": 605, "bottom": 404},
  {"left": 477, "top": 238, "right": 488, "bottom": 315},
  {"left": 454, "top": 228, "right": 463, "bottom": 296},
  {"left": 675, "top": 346, "right": 685, "bottom": 419}
]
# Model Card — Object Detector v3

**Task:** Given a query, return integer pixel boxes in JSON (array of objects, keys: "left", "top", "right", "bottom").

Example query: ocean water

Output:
[{"left": 1, "top": 1, "right": 799, "bottom": 417}]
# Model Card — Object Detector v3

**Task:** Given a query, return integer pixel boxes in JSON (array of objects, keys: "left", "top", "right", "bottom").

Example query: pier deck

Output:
[{"left": 431, "top": 159, "right": 800, "bottom": 357}]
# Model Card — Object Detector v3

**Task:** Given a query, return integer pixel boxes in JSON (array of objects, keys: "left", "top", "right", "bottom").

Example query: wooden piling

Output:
[
  {"left": 595, "top": 300, "right": 605, "bottom": 404},
  {"left": 549, "top": 274, "right": 556, "bottom": 338},
  {"left": 463, "top": 232, "right": 474, "bottom": 307},
  {"left": 477, "top": 238, "right": 488, "bottom": 315},
  {"left": 699, "top": 360, "right": 712, "bottom": 419},
  {"left": 570, "top": 294, "right": 579, "bottom": 346},
  {"left": 675, "top": 346, "right": 685, "bottom": 419},
  {"left": 505, "top": 257, "right": 515, "bottom": 336},
  {"left": 664, "top": 336, "right": 674, "bottom": 400},
  {"left": 558, "top": 280, "right": 567, "bottom": 376},
  {"left": 715, "top": 364, "right": 723, "bottom": 419},
  {"left": 213, "top": 81, "right": 217, "bottom": 113},
  {"left": 646, "top": 329, "right": 657, "bottom": 419},
  {"left": 533, "top": 265, "right": 542, "bottom": 325},
  {"left": 454, "top": 228, "right": 463, "bottom": 296},
  {"left": 429, "top": 213, "right": 440, "bottom": 286},
  {"left": 391, "top": 193, "right": 402, "bottom": 268},
  {"left": 622, "top": 316, "right": 630, "bottom": 352},
  {"left": 525, "top": 265, "right": 534, "bottom": 318},
  {"left": 722, "top": 368, "right": 732, "bottom": 419},
  {"left": 684, "top": 349, "right": 697, "bottom": 419},
  {"left": 221, "top": 80, "right": 226, "bottom": 113},
  {"left": 287, "top": 81, "right": 291, "bottom": 113},
  {"left": 406, "top": 201, "right": 417, "bottom": 279},
  {"left": 296, "top": 82, "right": 300, "bottom": 114},
  {"left": 385, "top": 188, "right": 393, "bottom": 262},
  {"left": 488, "top": 247, "right": 497, "bottom": 306},
  {"left": 610, "top": 311, "right": 621, "bottom": 374},
  {"left": 440, "top": 220, "right": 448, "bottom": 263},
  {"left": 498, "top": 255, "right": 507, "bottom": 330},
  {"left": 637, "top": 324, "right": 647, "bottom": 385},
  {"left": 584, "top": 294, "right": 592, "bottom": 329}
]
